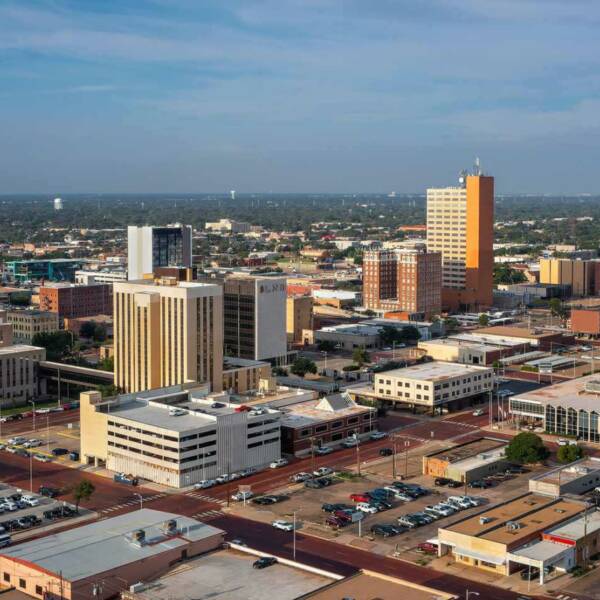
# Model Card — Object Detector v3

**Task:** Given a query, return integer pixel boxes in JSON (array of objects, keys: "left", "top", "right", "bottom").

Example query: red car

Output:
[
  {"left": 333, "top": 510, "right": 352, "bottom": 522},
  {"left": 417, "top": 542, "right": 438, "bottom": 554},
  {"left": 325, "top": 516, "right": 346, "bottom": 529},
  {"left": 349, "top": 493, "right": 371, "bottom": 503}
]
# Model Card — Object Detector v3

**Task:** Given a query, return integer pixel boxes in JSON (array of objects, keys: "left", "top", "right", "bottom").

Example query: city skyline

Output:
[{"left": 2, "top": 1, "right": 600, "bottom": 194}]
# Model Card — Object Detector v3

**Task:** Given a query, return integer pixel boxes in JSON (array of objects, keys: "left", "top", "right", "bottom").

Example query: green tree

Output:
[
  {"left": 9, "top": 292, "right": 31, "bottom": 306},
  {"left": 493, "top": 264, "right": 527, "bottom": 285},
  {"left": 549, "top": 298, "right": 568, "bottom": 321},
  {"left": 99, "top": 355, "right": 114, "bottom": 372},
  {"left": 478, "top": 313, "right": 490, "bottom": 327},
  {"left": 98, "top": 384, "right": 120, "bottom": 398},
  {"left": 505, "top": 432, "right": 549, "bottom": 464},
  {"left": 317, "top": 340, "right": 337, "bottom": 352},
  {"left": 72, "top": 480, "right": 95, "bottom": 512},
  {"left": 290, "top": 357, "right": 317, "bottom": 377},
  {"left": 444, "top": 317, "right": 460, "bottom": 334},
  {"left": 352, "top": 347, "right": 370, "bottom": 367},
  {"left": 79, "top": 321, "right": 97, "bottom": 339},
  {"left": 32, "top": 331, "right": 74, "bottom": 361},
  {"left": 557, "top": 444, "right": 584, "bottom": 464},
  {"left": 93, "top": 324, "right": 107, "bottom": 342}
]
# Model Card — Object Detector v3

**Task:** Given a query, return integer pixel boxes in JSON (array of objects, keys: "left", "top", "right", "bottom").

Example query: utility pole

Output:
[
  {"left": 356, "top": 443, "right": 361, "bottom": 476},
  {"left": 404, "top": 440, "right": 410, "bottom": 478},
  {"left": 392, "top": 438, "right": 397, "bottom": 479}
]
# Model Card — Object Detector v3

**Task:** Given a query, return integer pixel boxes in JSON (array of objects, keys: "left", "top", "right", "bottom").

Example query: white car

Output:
[
  {"left": 313, "top": 467, "right": 333, "bottom": 477},
  {"left": 1, "top": 502, "right": 17, "bottom": 512},
  {"left": 231, "top": 490, "right": 254, "bottom": 502},
  {"left": 434, "top": 503, "right": 456, "bottom": 516},
  {"left": 272, "top": 520, "right": 295, "bottom": 531},
  {"left": 194, "top": 479, "right": 216, "bottom": 489},
  {"left": 36, "top": 408, "right": 51, "bottom": 414},
  {"left": 33, "top": 454, "right": 51, "bottom": 463},
  {"left": 369, "top": 431, "right": 387, "bottom": 440},
  {"left": 472, "top": 409, "right": 484, "bottom": 417},
  {"left": 21, "top": 495, "right": 39, "bottom": 507},
  {"left": 315, "top": 446, "right": 332, "bottom": 455},
  {"left": 24, "top": 439, "right": 42, "bottom": 448},
  {"left": 341, "top": 437, "right": 358, "bottom": 448},
  {"left": 290, "top": 472, "right": 312, "bottom": 483},
  {"left": 270, "top": 458, "right": 288, "bottom": 469},
  {"left": 8, "top": 437, "right": 26, "bottom": 446},
  {"left": 355, "top": 502, "right": 378, "bottom": 514},
  {"left": 229, "top": 472, "right": 242, "bottom": 481},
  {"left": 216, "top": 474, "right": 230, "bottom": 484}
]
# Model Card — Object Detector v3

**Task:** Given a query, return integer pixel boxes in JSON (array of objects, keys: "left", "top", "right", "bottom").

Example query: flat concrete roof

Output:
[
  {"left": 444, "top": 494, "right": 583, "bottom": 546},
  {"left": 0, "top": 344, "right": 43, "bottom": 356},
  {"left": 0, "top": 509, "right": 224, "bottom": 582},
  {"left": 510, "top": 374, "right": 600, "bottom": 411},
  {"left": 546, "top": 509, "right": 600, "bottom": 541},
  {"left": 451, "top": 446, "right": 507, "bottom": 473},
  {"left": 531, "top": 458, "right": 600, "bottom": 486},
  {"left": 474, "top": 326, "right": 559, "bottom": 340},
  {"left": 511, "top": 539, "right": 570, "bottom": 562},
  {"left": 133, "top": 549, "right": 332, "bottom": 600},
  {"left": 450, "top": 333, "right": 526, "bottom": 348},
  {"left": 300, "top": 570, "right": 456, "bottom": 600},
  {"left": 376, "top": 361, "right": 491, "bottom": 382},
  {"left": 419, "top": 338, "right": 502, "bottom": 353},
  {"left": 280, "top": 395, "right": 371, "bottom": 429},
  {"left": 426, "top": 438, "right": 506, "bottom": 464}
]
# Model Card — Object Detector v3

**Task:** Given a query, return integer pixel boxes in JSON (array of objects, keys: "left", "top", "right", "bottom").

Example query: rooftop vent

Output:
[
  {"left": 555, "top": 508, "right": 566, "bottom": 513},
  {"left": 131, "top": 529, "right": 146, "bottom": 546},
  {"left": 505, "top": 521, "right": 521, "bottom": 531},
  {"left": 162, "top": 519, "right": 177, "bottom": 535},
  {"left": 479, "top": 516, "right": 492, "bottom": 525},
  {"left": 585, "top": 380, "right": 600, "bottom": 394}
]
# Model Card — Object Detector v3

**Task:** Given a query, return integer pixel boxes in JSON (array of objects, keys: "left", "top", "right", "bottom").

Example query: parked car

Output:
[
  {"left": 341, "top": 437, "right": 358, "bottom": 448},
  {"left": 290, "top": 472, "right": 311, "bottom": 483},
  {"left": 253, "top": 556, "right": 277, "bottom": 569},
  {"left": 350, "top": 493, "right": 371, "bottom": 503},
  {"left": 434, "top": 477, "right": 452, "bottom": 486},
  {"left": 269, "top": 458, "right": 288, "bottom": 469},
  {"left": 193, "top": 479, "right": 216, "bottom": 489},
  {"left": 417, "top": 542, "right": 438, "bottom": 554},
  {"left": 240, "top": 467, "right": 256, "bottom": 477},
  {"left": 472, "top": 409, "right": 484, "bottom": 417},
  {"left": 33, "top": 454, "right": 51, "bottom": 463},
  {"left": 313, "top": 466, "right": 334, "bottom": 477},
  {"left": 370, "top": 499, "right": 392, "bottom": 510},
  {"left": 315, "top": 446, "right": 333, "bottom": 455},
  {"left": 356, "top": 502, "right": 378, "bottom": 514},
  {"left": 322, "top": 503, "right": 351, "bottom": 513},
  {"left": 371, "top": 523, "right": 399, "bottom": 537},
  {"left": 369, "top": 431, "right": 387, "bottom": 440},
  {"left": 113, "top": 472, "right": 138, "bottom": 486},
  {"left": 397, "top": 515, "right": 419, "bottom": 529},
  {"left": 469, "top": 479, "right": 491, "bottom": 489},
  {"left": 38, "top": 486, "right": 60, "bottom": 498},
  {"left": 272, "top": 520, "right": 295, "bottom": 531},
  {"left": 325, "top": 515, "right": 347, "bottom": 529},
  {"left": 69, "top": 451, "right": 79, "bottom": 461},
  {"left": 8, "top": 437, "right": 26, "bottom": 446},
  {"left": 23, "top": 439, "right": 43, "bottom": 448},
  {"left": 51, "top": 448, "right": 69, "bottom": 457},
  {"left": 379, "top": 447, "right": 393, "bottom": 457},
  {"left": 216, "top": 474, "right": 230, "bottom": 484},
  {"left": 231, "top": 490, "right": 254, "bottom": 502},
  {"left": 21, "top": 495, "right": 39, "bottom": 507}
]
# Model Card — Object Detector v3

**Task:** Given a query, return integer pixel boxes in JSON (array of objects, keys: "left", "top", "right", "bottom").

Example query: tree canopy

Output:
[
  {"left": 72, "top": 479, "right": 95, "bottom": 512},
  {"left": 352, "top": 347, "right": 370, "bottom": 367},
  {"left": 290, "top": 357, "right": 317, "bottom": 377},
  {"left": 505, "top": 432, "right": 549, "bottom": 464},
  {"left": 557, "top": 443, "right": 584, "bottom": 464},
  {"left": 32, "top": 330, "right": 74, "bottom": 361}
]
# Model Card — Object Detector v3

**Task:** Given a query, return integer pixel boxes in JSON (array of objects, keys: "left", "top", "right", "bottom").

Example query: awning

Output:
[{"left": 452, "top": 546, "right": 505, "bottom": 566}]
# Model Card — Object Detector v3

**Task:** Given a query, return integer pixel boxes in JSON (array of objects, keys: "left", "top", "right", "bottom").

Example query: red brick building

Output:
[{"left": 39, "top": 282, "right": 113, "bottom": 323}]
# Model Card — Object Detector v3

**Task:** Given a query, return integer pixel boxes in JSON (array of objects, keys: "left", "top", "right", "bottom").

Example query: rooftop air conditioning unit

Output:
[
  {"left": 163, "top": 519, "right": 177, "bottom": 535},
  {"left": 479, "top": 516, "right": 492, "bottom": 524},
  {"left": 132, "top": 529, "right": 146, "bottom": 545}
]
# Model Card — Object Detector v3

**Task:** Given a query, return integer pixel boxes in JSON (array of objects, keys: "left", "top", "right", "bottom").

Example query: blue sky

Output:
[{"left": 2, "top": 0, "right": 600, "bottom": 193}]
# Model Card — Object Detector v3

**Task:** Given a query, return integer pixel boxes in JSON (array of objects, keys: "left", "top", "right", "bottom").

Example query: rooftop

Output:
[
  {"left": 510, "top": 374, "right": 600, "bottom": 411},
  {"left": 376, "top": 361, "right": 491, "bottom": 381},
  {"left": 128, "top": 549, "right": 332, "bottom": 600},
  {"left": 419, "top": 338, "right": 502, "bottom": 353},
  {"left": 530, "top": 458, "right": 600, "bottom": 487},
  {"left": 426, "top": 437, "right": 506, "bottom": 464},
  {"left": 0, "top": 344, "right": 43, "bottom": 356},
  {"left": 449, "top": 333, "right": 528, "bottom": 348},
  {"left": 474, "top": 326, "right": 560, "bottom": 340},
  {"left": 299, "top": 570, "right": 456, "bottom": 600},
  {"left": 546, "top": 508, "right": 600, "bottom": 541},
  {"left": 0, "top": 509, "right": 224, "bottom": 582},
  {"left": 444, "top": 494, "right": 583, "bottom": 547},
  {"left": 280, "top": 394, "right": 372, "bottom": 429}
]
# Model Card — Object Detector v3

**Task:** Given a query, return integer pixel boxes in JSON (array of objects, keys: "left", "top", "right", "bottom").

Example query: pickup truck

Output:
[{"left": 113, "top": 473, "right": 139, "bottom": 486}]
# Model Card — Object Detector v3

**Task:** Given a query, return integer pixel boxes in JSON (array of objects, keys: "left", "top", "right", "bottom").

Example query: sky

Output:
[{"left": 2, "top": 0, "right": 600, "bottom": 194}]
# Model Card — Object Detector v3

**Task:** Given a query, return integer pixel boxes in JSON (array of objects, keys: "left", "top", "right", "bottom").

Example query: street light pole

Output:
[
  {"left": 356, "top": 442, "right": 361, "bottom": 476},
  {"left": 134, "top": 493, "right": 143, "bottom": 510},
  {"left": 392, "top": 438, "right": 397, "bottom": 479},
  {"left": 30, "top": 400, "right": 36, "bottom": 432},
  {"left": 404, "top": 440, "right": 410, "bottom": 478},
  {"left": 465, "top": 591, "right": 480, "bottom": 600},
  {"left": 293, "top": 511, "right": 297, "bottom": 560},
  {"left": 29, "top": 452, "right": 33, "bottom": 492}
]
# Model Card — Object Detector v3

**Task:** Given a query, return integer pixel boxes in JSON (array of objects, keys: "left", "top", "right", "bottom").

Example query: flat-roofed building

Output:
[
  {"left": 0, "top": 509, "right": 224, "bottom": 600},
  {"left": 0, "top": 310, "right": 13, "bottom": 347},
  {"left": 279, "top": 393, "right": 377, "bottom": 455},
  {"left": 529, "top": 457, "right": 600, "bottom": 497},
  {"left": 5, "top": 308, "right": 59, "bottom": 344},
  {"left": 221, "top": 357, "right": 271, "bottom": 393},
  {"left": 113, "top": 277, "right": 223, "bottom": 393},
  {"left": 348, "top": 361, "right": 493, "bottom": 415},
  {"left": 297, "top": 569, "right": 457, "bottom": 600},
  {"left": 472, "top": 325, "right": 565, "bottom": 350},
  {"left": 570, "top": 307, "right": 600, "bottom": 336},
  {"left": 423, "top": 437, "right": 508, "bottom": 483},
  {"left": 286, "top": 295, "right": 313, "bottom": 343},
  {"left": 39, "top": 282, "right": 113, "bottom": 323},
  {"left": 0, "top": 344, "right": 46, "bottom": 408},
  {"left": 79, "top": 385, "right": 281, "bottom": 486},
  {"left": 438, "top": 493, "right": 584, "bottom": 579},
  {"left": 418, "top": 338, "right": 509, "bottom": 366},
  {"left": 509, "top": 375, "right": 600, "bottom": 442}
]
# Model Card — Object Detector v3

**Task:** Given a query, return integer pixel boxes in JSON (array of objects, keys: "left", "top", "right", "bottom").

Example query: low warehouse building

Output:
[
  {"left": 438, "top": 493, "right": 585, "bottom": 584},
  {"left": 529, "top": 458, "right": 600, "bottom": 497},
  {"left": 0, "top": 509, "right": 224, "bottom": 600},
  {"left": 423, "top": 437, "right": 509, "bottom": 483}
]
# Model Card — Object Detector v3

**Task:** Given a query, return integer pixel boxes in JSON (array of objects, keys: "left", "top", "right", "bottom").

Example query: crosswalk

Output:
[
  {"left": 192, "top": 509, "right": 225, "bottom": 521},
  {"left": 185, "top": 491, "right": 228, "bottom": 506},
  {"left": 100, "top": 493, "right": 167, "bottom": 514}
]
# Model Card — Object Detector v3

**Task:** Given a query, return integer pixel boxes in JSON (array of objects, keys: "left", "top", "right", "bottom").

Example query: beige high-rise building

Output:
[
  {"left": 539, "top": 258, "right": 600, "bottom": 297},
  {"left": 113, "top": 277, "right": 223, "bottom": 393},
  {"left": 286, "top": 295, "right": 313, "bottom": 343},
  {"left": 427, "top": 168, "right": 494, "bottom": 310}
]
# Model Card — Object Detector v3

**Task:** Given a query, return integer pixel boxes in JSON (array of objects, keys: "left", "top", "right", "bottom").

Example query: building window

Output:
[
  {"left": 36, "top": 585, "right": 43, "bottom": 595},
  {"left": 3, "top": 573, "right": 9, "bottom": 583},
  {"left": 19, "top": 578, "right": 26, "bottom": 589}
]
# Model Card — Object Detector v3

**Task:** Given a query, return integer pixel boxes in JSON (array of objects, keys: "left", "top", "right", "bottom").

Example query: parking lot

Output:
[
  {"left": 0, "top": 482, "right": 81, "bottom": 542},
  {"left": 233, "top": 459, "right": 543, "bottom": 559}
]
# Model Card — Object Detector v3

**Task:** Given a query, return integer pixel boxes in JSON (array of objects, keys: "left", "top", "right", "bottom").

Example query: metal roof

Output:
[{"left": 0, "top": 509, "right": 224, "bottom": 582}]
